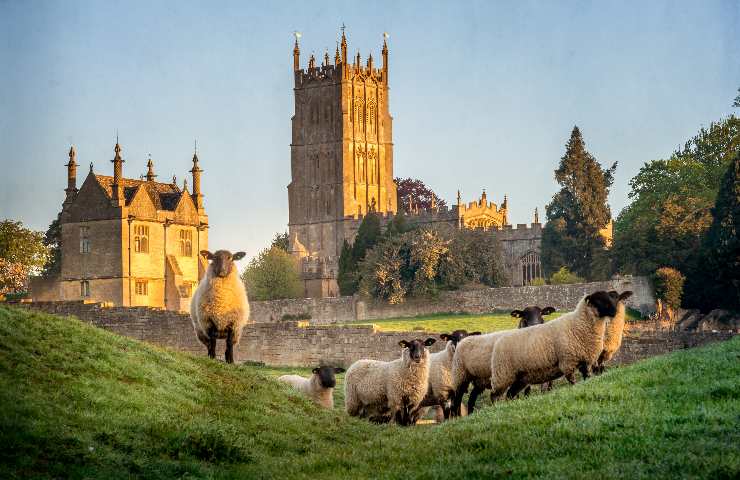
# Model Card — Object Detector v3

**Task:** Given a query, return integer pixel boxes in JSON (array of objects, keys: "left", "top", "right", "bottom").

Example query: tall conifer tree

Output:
[{"left": 542, "top": 126, "right": 616, "bottom": 280}]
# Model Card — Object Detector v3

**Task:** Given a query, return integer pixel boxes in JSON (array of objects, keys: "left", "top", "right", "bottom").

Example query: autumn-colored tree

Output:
[{"left": 395, "top": 178, "right": 447, "bottom": 213}]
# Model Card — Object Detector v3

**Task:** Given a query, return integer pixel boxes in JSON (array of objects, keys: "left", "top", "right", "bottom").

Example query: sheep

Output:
[
  {"left": 190, "top": 249, "right": 250, "bottom": 363},
  {"left": 593, "top": 290, "right": 633, "bottom": 374},
  {"left": 488, "top": 291, "right": 618, "bottom": 402},
  {"left": 511, "top": 306, "right": 557, "bottom": 395},
  {"left": 278, "top": 366, "right": 345, "bottom": 409},
  {"left": 344, "top": 337, "right": 436, "bottom": 426},
  {"left": 418, "top": 330, "right": 480, "bottom": 421},
  {"left": 450, "top": 329, "right": 516, "bottom": 416}
]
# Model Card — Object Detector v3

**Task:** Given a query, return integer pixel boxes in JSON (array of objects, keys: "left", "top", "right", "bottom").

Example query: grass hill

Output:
[{"left": 1, "top": 305, "right": 739, "bottom": 479}]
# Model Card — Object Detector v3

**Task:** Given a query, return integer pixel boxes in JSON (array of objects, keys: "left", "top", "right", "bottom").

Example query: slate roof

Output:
[{"left": 94, "top": 175, "right": 184, "bottom": 211}]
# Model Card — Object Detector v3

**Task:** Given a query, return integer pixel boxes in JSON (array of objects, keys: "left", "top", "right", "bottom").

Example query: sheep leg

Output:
[
  {"left": 506, "top": 379, "right": 528, "bottom": 399},
  {"left": 541, "top": 381, "right": 553, "bottom": 392},
  {"left": 452, "top": 380, "right": 470, "bottom": 417},
  {"left": 578, "top": 362, "right": 590, "bottom": 381},
  {"left": 489, "top": 385, "right": 508, "bottom": 403},
  {"left": 523, "top": 385, "right": 532, "bottom": 397},
  {"left": 225, "top": 327, "right": 235, "bottom": 364},
  {"left": 195, "top": 329, "right": 210, "bottom": 347},
  {"left": 564, "top": 372, "right": 577, "bottom": 384},
  {"left": 467, "top": 384, "right": 485, "bottom": 414},
  {"left": 206, "top": 323, "right": 217, "bottom": 359}
]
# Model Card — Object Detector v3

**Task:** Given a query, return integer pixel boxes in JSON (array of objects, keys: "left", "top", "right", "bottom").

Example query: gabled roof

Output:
[{"left": 94, "top": 175, "right": 184, "bottom": 211}]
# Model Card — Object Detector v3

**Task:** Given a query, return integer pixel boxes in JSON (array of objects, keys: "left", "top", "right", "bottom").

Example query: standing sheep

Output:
[
  {"left": 418, "top": 330, "right": 480, "bottom": 421},
  {"left": 190, "top": 250, "right": 250, "bottom": 363},
  {"left": 489, "top": 291, "right": 618, "bottom": 402},
  {"left": 511, "top": 306, "right": 557, "bottom": 395},
  {"left": 593, "top": 290, "right": 633, "bottom": 374},
  {"left": 450, "top": 329, "right": 516, "bottom": 416},
  {"left": 278, "top": 366, "right": 345, "bottom": 409},
  {"left": 344, "top": 338, "right": 436, "bottom": 426}
]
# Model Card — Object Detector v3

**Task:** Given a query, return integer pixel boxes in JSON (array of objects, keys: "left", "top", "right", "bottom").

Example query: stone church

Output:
[
  {"left": 287, "top": 31, "right": 612, "bottom": 297},
  {"left": 32, "top": 142, "right": 208, "bottom": 310}
]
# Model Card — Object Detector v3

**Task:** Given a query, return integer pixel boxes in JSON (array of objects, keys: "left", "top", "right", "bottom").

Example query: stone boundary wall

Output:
[
  {"left": 250, "top": 276, "right": 655, "bottom": 324},
  {"left": 17, "top": 300, "right": 735, "bottom": 368}
]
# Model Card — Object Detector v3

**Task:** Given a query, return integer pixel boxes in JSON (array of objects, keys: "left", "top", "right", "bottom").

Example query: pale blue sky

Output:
[{"left": 1, "top": 0, "right": 738, "bottom": 258}]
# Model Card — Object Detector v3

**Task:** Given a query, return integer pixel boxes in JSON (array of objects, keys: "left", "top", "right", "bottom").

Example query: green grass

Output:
[
  {"left": 340, "top": 309, "right": 644, "bottom": 333},
  {"left": 2, "top": 305, "right": 739, "bottom": 479}
]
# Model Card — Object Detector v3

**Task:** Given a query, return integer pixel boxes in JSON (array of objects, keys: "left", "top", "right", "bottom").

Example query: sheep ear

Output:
[
  {"left": 470, "top": 331, "right": 482, "bottom": 336},
  {"left": 619, "top": 291, "right": 634, "bottom": 301},
  {"left": 424, "top": 338, "right": 436, "bottom": 346},
  {"left": 541, "top": 307, "right": 557, "bottom": 316},
  {"left": 440, "top": 334, "right": 450, "bottom": 341},
  {"left": 510, "top": 310, "right": 523, "bottom": 318},
  {"left": 200, "top": 250, "right": 213, "bottom": 260},
  {"left": 312, "top": 368, "right": 320, "bottom": 374},
  {"left": 334, "top": 367, "right": 345, "bottom": 374},
  {"left": 399, "top": 340, "right": 409, "bottom": 348},
  {"left": 232, "top": 251, "right": 246, "bottom": 261},
  {"left": 608, "top": 290, "right": 619, "bottom": 300}
]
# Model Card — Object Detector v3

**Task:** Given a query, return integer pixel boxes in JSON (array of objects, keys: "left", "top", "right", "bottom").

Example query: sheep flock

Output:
[{"left": 189, "top": 260, "right": 633, "bottom": 426}]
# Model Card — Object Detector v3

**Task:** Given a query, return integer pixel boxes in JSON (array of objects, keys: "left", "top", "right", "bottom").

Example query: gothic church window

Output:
[
  {"left": 367, "top": 100, "right": 376, "bottom": 133},
  {"left": 134, "top": 225, "right": 149, "bottom": 253},
  {"left": 179, "top": 229, "right": 193, "bottom": 257},
  {"left": 79, "top": 226, "right": 91, "bottom": 254},
  {"left": 520, "top": 250, "right": 542, "bottom": 285}
]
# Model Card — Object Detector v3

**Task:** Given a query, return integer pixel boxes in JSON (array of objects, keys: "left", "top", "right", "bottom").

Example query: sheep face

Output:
[
  {"left": 511, "top": 306, "right": 557, "bottom": 328},
  {"left": 201, "top": 249, "right": 246, "bottom": 278},
  {"left": 585, "top": 291, "right": 618, "bottom": 318},
  {"left": 399, "top": 338, "right": 436, "bottom": 363},
  {"left": 440, "top": 330, "right": 480, "bottom": 347},
  {"left": 312, "top": 366, "right": 345, "bottom": 389}
]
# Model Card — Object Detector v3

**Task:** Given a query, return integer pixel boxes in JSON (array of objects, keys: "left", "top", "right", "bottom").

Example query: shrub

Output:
[
  {"left": 653, "top": 267, "right": 685, "bottom": 310},
  {"left": 241, "top": 247, "right": 303, "bottom": 301},
  {"left": 281, "top": 312, "right": 311, "bottom": 321},
  {"left": 549, "top": 267, "right": 585, "bottom": 285},
  {"left": 530, "top": 277, "right": 547, "bottom": 286}
]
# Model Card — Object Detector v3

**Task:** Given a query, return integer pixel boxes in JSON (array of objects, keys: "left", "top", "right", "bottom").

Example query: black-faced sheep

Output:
[
  {"left": 489, "top": 291, "right": 618, "bottom": 402},
  {"left": 593, "top": 290, "right": 633, "bottom": 374},
  {"left": 344, "top": 338, "right": 436, "bottom": 426},
  {"left": 450, "top": 329, "right": 516, "bottom": 416},
  {"left": 278, "top": 366, "right": 345, "bottom": 409},
  {"left": 190, "top": 249, "right": 250, "bottom": 363},
  {"left": 418, "top": 330, "right": 480, "bottom": 421},
  {"left": 511, "top": 306, "right": 557, "bottom": 395}
]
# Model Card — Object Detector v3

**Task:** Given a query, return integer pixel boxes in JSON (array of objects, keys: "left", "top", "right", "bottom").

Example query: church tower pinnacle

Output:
[
  {"left": 293, "top": 31, "right": 301, "bottom": 71},
  {"left": 64, "top": 145, "right": 78, "bottom": 206},
  {"left": 190, "top": 143, "right": 204, "bottom": 213}
]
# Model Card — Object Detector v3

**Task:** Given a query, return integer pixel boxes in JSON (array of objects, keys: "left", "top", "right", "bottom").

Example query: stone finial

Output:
[
  {"left": 146, "top": 155, "right": 156, "bottom": 182},
  {"left": 324, "top": 50, "right": 330, "bottom": 67},
  {"left": 308, "top": 53, "right": 316, "bottom": 70},
  {"left": 456, "top": 189, "right": 461, "bottom": 206},
  {"left": 355, "top": 50, "right": 361, "bottom": 67},
  {"left": 367, "top": 52, "right": 373, "bottom": 69},
  {"left": 335, "top": 42, "right": 340, "bottom": 65},
  {"left": 183, "top": 178, "right": 188, "bottom": 191},
  {"left": 340, "top": 24, "right": 348, "bottom": 63},
  {"left": 534, "top": 207, "right": 539, "bottom": 224},
  {"left": 172, "top": 174, "right": 177, "bottom": 185},
  {"left": 293, "top": 31, "right": 301, "bottom": 71},
  {"left": 111, "top": 140, "right": 125, "bottom": 206},
  {"left": 89, "top": 162, "right": 94, "bottom": 173}
]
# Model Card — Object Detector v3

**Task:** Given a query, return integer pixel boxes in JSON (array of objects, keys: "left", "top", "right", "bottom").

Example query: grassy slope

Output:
[
  {"left": 340, "top": 309, "right": 642, "bottom": 333},
  {"left": 1, "top": 306, "right": 739, "bottom": 480}
]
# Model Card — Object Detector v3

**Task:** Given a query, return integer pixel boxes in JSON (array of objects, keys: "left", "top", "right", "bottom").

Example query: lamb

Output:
[
  {"left": 190, "top": 249, "right": 250, "bottom": 363},
  {"left": 511, "top": 306, "right": 557, "bottom": 395},
  {"left": 278, "top": 365, "right": 345, "bottom": 409},
  {"left": 418, "top": 330, "right": 480, "bottom": 421},
  {"left": 450, "top": 329, "right": 516, "bottom": 416},
  {"left": 344, "top": 337, "right": 436, "bottom": 426},
  {"left": 488, "top": 291, "right": 618, "bottom": 402},
  {"left": 593, "top": 290, "right": 633, "bottom": 374}
]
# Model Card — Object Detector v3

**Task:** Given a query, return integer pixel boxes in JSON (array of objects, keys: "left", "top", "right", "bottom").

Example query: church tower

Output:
[{"left": 288, "top": 29, "right": 397, "bottom": 296}]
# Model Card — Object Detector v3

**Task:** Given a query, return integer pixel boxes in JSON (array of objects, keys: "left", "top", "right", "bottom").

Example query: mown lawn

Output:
[
  {"left": 339, "top": 309, "right": 643, "bottom": 333},
  {"left": 1, "top": 305, "right": 738, "bottom": 479}
]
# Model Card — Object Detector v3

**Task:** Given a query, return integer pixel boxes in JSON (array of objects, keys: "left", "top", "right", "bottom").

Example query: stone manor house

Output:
[
  {"left": 32, "top": 143, "right": 208, "bottom": 310},
  {"left": 287, "top": 31, "right": 613, "bottom": 297}
]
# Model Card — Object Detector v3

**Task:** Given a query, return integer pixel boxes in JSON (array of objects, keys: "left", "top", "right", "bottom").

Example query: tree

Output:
[
  {"left": 652, "top": 267, "right": 685, "bottom": 322},
  {"left": 270, "top": 231, "right": 290, "bottom": 252},
  {"left": 438, "top": 227, "right": 507, "bottom": 289},
  {"left": 549, "top": 267, "right": 584, "bottom": 285},
  {"left": 395, "top": 178, "right": 447, "bottom": 212},
  {"left": 699, "top": 151, "right": 740, "bottom": 311},
  {"left": 612, "top": 116, "right": 740, "bottom": 306},
  {"left": 42, "top": 218, "right": 62, "bottom": 277},
  {"left": 336, "top": 212, "right": 382, "bottom": 296},
  {"left": 541, "top": 127, "right": 616, "bottom": 280},
  {"left": 0, "top": 220, "right": 49, "bottom": 272},
  {"left": 734, "top": 88, "right": 740, "bottom": 108},
  {"left": 241, "top": 247, "right": 303, "bottom": 301}
]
